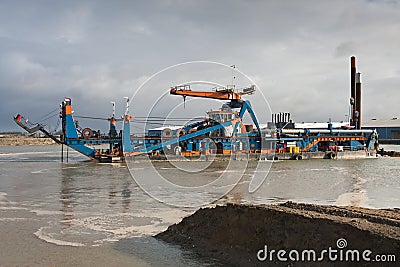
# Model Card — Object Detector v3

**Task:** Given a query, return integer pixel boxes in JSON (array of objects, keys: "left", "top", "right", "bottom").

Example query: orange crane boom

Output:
[
  {"left": 170, "top": 87, "right": 241, "bottom": 100},
  {"left": 169, "top": 85, "right": 255, "bottom": 101},
  {"left": 169, "top": 84, "right": 261, "bottom": 134}
]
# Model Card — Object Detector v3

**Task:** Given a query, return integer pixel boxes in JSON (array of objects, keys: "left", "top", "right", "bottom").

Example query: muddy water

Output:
[{"left": 0, "top": 145, "right": 399, "bottom": 266}]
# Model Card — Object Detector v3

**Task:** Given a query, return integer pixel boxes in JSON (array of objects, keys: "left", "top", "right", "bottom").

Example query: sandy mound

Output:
[{"left": 156, "top": 202, "right": 399, "bottom": 266}]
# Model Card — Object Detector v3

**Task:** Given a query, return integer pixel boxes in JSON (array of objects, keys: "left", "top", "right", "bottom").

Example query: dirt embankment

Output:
[
  {"left": 0, "top": 134, "right": 56, "bottom": 146},
  {"left": 156, "top": 202, "right": 400, "bottom": 266}
]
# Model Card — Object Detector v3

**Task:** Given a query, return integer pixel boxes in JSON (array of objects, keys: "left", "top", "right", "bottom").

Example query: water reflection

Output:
[
  {"left": 336, "top": 161, "right": 369, "bottom": 207},
  {"left": 107, "top": 174, "right": 132, "bottom": 213},
  {"left": 108, "top": 182, "right": 117, "bottom": 207},
  {"left": 59, "top": 163, "right": 133, "bottom": 229},
  {"left": 60, "top": 175, "right": 76, "bottom": 229},
  {"left": 121, "top": 179, "right": 132, "bottom": 213}
]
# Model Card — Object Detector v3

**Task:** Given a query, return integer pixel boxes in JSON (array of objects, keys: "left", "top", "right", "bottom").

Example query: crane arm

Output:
[{"left": 170, "top": 87, "right": 242, "bottom": 100}]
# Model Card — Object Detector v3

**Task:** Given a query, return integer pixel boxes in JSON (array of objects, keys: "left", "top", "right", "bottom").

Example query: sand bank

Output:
[
  {"left": 157, "top": 202, "right": 399, "bottom": 266},
  {"left": 0, "top": 134, "right": 56, "bottom": 146}
]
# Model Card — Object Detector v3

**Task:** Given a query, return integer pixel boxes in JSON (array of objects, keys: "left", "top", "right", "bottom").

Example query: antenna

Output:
[
  {"left": 110, "top": 101, "right": 115, "bottom": 118},
  {"left": 123, "top": 97, "right": 129, "bottom": 115},
  {"left": 230, "top": 65, "right": 236, "bottom": 89}
]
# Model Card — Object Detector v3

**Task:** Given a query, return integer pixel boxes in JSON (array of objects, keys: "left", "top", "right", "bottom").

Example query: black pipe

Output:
[
  {"left": 351, "top": 56, "right": 356, "bottom": 126},
  {"left": 356, "top": 72, "right": 362, "bottom": 129}
]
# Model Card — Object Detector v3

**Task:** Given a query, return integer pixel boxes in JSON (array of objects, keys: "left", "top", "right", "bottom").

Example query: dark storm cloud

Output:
[{"left": 0, "top": 0, "right": 399, "bottom": 132}]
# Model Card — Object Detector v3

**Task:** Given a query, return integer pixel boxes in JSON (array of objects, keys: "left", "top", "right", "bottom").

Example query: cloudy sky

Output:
[{"left": 1, "top": 0, "right": 399, "bottom": 132}]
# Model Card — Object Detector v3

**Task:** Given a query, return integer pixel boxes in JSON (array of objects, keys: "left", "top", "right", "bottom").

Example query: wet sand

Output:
[
  {"left": 0, "top": 208, "right": 149, "bottom": 267},
  {"left": 157, "top": 202, "right": 400, "bottom": 266}
]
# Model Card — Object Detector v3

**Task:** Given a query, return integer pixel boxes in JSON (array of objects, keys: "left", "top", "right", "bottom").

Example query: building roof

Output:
[
  {"left": 294, "top": 122, "right": 349, "bottom": 129},
  {"left": 363, "top": 119, "right": 400, "bottom": 128}
]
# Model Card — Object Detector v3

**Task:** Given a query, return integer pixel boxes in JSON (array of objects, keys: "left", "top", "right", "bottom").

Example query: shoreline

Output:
[
  {"left": 0, "top": 208, "right": 149, "bottom": 266},
  {"left": 0, "top": 134, "right": 56, "bottom": 146}
]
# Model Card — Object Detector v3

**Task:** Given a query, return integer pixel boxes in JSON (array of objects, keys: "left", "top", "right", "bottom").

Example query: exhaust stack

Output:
[
  {"left": 350, "top": 56, "right": 362, "bottom": 129},
  {"left": 355, "top": 72, "right": 362, "bottom": 129},
  {"left": 350, "top": 56, "right": 356, "bottom": 126}
]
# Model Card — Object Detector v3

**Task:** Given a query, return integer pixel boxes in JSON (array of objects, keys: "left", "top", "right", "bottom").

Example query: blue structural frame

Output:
[
  {"left": 233, "top": 100, "right": 261, "bottom": 136},
  {"left": 62, "top": 99, "right": 97, "bottom": 158},
  {"left": 119, "top": 97, "right": 266, "bottom": 155},
  {"left": 57, "top": 97, "right": 378, "bottom": 161},
  {"left": 126, "top": 120, "right": 240, "bottom": 154}
]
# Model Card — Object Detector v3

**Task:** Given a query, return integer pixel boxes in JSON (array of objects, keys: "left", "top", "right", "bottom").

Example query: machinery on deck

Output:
[
  {"left": 122, "top": 84, "right": 265, "bottom": 158},
  {"left": 15, "top": 97, "right": 124, "bottom": 162}
]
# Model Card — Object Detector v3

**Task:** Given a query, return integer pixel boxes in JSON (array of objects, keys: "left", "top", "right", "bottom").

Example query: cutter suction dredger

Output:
[{"left": 13, "top": 57, "right": 379, "bottom": 162}]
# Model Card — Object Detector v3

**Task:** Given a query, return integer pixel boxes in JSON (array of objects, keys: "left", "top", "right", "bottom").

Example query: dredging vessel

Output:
[{"left": 14, "top": 57, "right": 378, "bottom": 162}]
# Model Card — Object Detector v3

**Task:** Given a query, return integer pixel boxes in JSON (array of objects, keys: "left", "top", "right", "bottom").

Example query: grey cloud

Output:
[{"left": 1, "top": 0, "right": 400, "bottom": 132}]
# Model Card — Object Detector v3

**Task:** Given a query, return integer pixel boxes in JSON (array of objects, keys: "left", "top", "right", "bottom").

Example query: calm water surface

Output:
[{"left": 0, "top": 144, "right": 399, "bottom": 265}]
